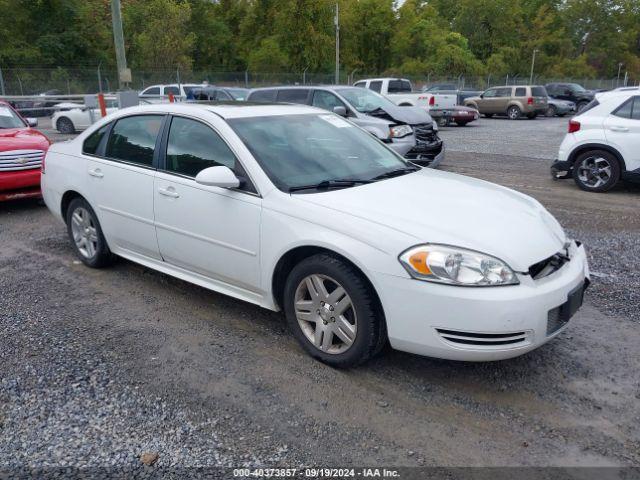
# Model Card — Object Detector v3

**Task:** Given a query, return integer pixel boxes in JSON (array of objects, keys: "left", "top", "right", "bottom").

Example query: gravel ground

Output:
[{"left": 1, "top": 116, "right": 639, "bottom": 476}]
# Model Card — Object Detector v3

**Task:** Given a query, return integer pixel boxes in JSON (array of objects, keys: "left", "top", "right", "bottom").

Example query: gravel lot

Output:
[{"left": 1, "top": 114, "right": 639, "bottom": 476}]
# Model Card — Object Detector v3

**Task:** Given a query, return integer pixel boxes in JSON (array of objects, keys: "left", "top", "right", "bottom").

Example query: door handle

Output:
[
  {"left": 158, "top": 187, "right": 180, "bottom": 198},
  {"left": 609, "top": 126, "right": 629, "bottom": 132},
  {"left": 88, "top": 168, "right": 104, "bottom": 178}
]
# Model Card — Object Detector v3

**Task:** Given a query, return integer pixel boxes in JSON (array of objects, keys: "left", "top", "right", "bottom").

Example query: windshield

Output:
[
  {"left": 228, "top": 113, "right": 410, "bottom": 192},
  {"left": 226, "top": 88, "right": 249, "bottom": 100},
  {"left": 335, "top": 88, "right": 397, "bottom": 114},
  {"left": 0, "top": 105, "right": 26, "bottom": 129}
]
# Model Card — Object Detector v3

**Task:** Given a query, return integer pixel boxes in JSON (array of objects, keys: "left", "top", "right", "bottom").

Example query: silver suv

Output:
[{"left": 247, "top": 86, "right": 444, "bottom": 167}]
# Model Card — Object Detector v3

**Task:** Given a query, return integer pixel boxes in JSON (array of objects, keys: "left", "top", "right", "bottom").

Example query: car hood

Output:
[
  {"left": 294, "top": 169, "right": 567, "bottom": 272},
  {"left": 0, "top": 128, "right": 50, "bottom": 151},
  {"left": 366, "top": 103, "right": 433, "bottom": 126}
]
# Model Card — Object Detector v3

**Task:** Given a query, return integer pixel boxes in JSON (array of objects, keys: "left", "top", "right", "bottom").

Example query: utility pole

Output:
[
  {"left": 334, "top": 3, "right": 340, "bottom": 85},
  {"left": 111, "top": 0, "right": 131, "bottom": 89},
  {"left": 617, "top": 63, "right": 623, "bottom": 86},
  {"left": 0, "top": 67, "right": 5, "bottom": 96},
  {"left": 529, "top": 49, "right": 539, "bottom": 84}
]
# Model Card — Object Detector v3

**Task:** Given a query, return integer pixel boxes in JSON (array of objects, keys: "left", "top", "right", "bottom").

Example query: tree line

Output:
[{"left": 1, "top": 0, "right": 638, "bottom": 80}]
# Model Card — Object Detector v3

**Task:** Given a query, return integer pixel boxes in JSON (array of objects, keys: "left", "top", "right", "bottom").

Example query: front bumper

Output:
[
  {"left": 404, "top": 135, "right": 444, "bottom": 168},
  {"left": 373, "top": 242, "right": 589, "bottom": 361},
  {"left": 0, "top": 169, "right": 42, "bottom": 201}
]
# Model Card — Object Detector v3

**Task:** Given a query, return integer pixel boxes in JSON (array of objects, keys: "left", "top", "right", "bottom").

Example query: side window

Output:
[
  {"left": 546, "top": 84, "right": 557, "bottom": 96},
  {"left": 484, "top": 89, "right": 498, "bottom": 98},
  {"left": 496, "top": 88, "right": 512, "bottom": 97},
  {"left": 142, "top": 87, "right": 160, "bottom": 96},
  {"left": 312, "top": 90, "right": 346, "bottom": 111},
  {"left": 276, "top": 89, "right": 310, "bottom": 104},
  {"left": 354, "top": 82, "right": 366, "bottom": 88},
  {"left": 388, "top": 80, "right": 412, "bottom": 93},
  {"left": 105, "top": 115, "right": 163, "bottom": 167},
  {"left": 515, "top": 87, "right": 526, "bottom": 97},
  {"left": 249, "top": 90, "right": 277, "bottom": 103},
  {"left": 82, "top": 123, "right": 110, "bottom": 155},
  {"left": 164, "top": 86, "right": 180, "bottom": 95},
  {"left": 613, "top": 98, "right": 633, "bottom": 119},
  {"left": 369, "top": 81, "right": 382, "bottom": 93},
  {"left": 632, "top": 97, "right": 640, "bottom": 120},
  {"left": 166, "top": 117, "right": 236, "bottom": 177}
]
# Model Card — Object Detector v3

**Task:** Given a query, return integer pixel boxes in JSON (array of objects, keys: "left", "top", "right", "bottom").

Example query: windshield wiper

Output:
[
  {"left": 289, "top": 179, "right": 372, "bottom": 193},
  {"left": 369, "top": 167, "right": 419, "bottom": 181}
]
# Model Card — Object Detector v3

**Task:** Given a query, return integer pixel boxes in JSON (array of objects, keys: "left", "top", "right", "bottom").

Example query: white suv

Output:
[{"left": 551, "top": 89, "right": 640, "bottom": 192}]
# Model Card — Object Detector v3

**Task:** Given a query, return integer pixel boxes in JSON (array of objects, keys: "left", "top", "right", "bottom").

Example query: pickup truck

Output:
[{"left": 354, "top": 78, "right": 457, "bottom": 124}]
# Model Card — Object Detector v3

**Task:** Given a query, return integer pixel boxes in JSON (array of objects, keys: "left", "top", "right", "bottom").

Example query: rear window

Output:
[
  {"left": 531, "top": 87, "right": 547, "bottom": 97},
  {"left": 276, "top": 89, "right": 309, "bottom": 104},
  {"left": 388, "top": 80, "right": 412, "bottom": 93},
  {"left": 82, "top": 123, "right": 110, "bottom": 155},
  {"left": 248, "top": 90, "right": 277, "bottom": 103},
  {"left": 105, "top": 115, "right": 163, "bottom": 167}
]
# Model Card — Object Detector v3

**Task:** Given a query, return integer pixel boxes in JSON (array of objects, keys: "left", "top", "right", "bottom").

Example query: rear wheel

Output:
[
  {"left": 56, "top": 117, "right": 75, "bottom": 134},
  {"left": 66, "top": 197, "right": 113, "bottom": 267},
  {"left": 576, "top": 101, "right": 589, "bottom": 112},
  {"left": 572, "top": 150, "right": 621, "bottom": 192},
  {"left": 545, "top": 105, "right": 557, "bottom": 117},
  {"left": 507, "top": 105, "right": 521, "bottom": 120},
  {"left": 283, "top": 253, "right": 385, "bottom": 368}
]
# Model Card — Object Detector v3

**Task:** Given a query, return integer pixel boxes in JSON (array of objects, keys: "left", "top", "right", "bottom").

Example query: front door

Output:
[
  {"left": 153, "top": 115, "right": 262, "bottom": 295},
  {"left": 86, "top": 114, "right": 165, "bottom": 260}
]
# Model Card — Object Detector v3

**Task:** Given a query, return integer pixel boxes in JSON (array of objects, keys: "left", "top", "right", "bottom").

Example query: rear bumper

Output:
[
  {"left": 0, "top": 169, "right": 42, "bottom": 201},
  {"left": 550, "top": 159, "right": 572, "bottom": 179}
]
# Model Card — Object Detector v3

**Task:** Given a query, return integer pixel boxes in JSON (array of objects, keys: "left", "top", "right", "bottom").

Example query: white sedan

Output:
[
  {"left": 51, "top": 100, "right": 118, "bottom": 134},
  {"left": 41, "top": 103, "right": 589, "bottom": 367}
]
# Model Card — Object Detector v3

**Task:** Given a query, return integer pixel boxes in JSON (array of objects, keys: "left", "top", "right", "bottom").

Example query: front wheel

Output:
[
  {"left": 56, "top": 117, "right": 75, "bottom": 134},
  {"left": 66, "top": 197, "right": 113, "bottom": 267},
  {"left": 283, "top": 253, "right": 385, "bottom": 368},
  {"left": 576, "top": 101, "right": 589, "bottom": 112},
  {"left": 572, "top": 150, "right": 621, "bottom": 192},
  {"left": 507, "top": 106, "right": 521, "bottom": 120}
]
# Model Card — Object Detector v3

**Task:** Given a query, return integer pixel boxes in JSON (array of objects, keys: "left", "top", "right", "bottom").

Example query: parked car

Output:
[
  {"left": 247, "top": 86, "right": 444, "bottom": 167},
  {"left": 464, "top": 86, "right": 548, "bottom": 119},
  {"left": 41, "top": 103, "right": 589, "bottom": 367},
  {"left": 545, "top": 83, "right": 594, "bottom": 113},
  {"left": 422, "top": 85, "right": 483, "bottom": 104},
  {"left": 189, "top": 86, "right": 250, "bottom": 101},
  {"left": 0, "top": 101, "right": 50, "bottom": 201},
  {"left": 551, "top": 90, "right": 640, "bottom": 192},
  {"left": 545, "top": 97, "right": 576, "bottom": 117},
  {"left": 354, "top": 78, "right": 457, "bottom": 123},
  {"left": 52, "top": 98, "right": 119, "bottom": 133},
  {"left": 139, "top": 83, "right": 203, "bottom": 102},
  {"left": 443, "top": 106, "right": 480, "bottom": 126}
]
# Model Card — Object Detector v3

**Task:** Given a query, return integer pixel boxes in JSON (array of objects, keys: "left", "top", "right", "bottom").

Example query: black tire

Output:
[
  {"left": 283, "top": 253, "right": 385, "bottom": 368},
  {"left": 572, "top": 150, "right": 621, "bottom": 193},
  {"left": 455, "top": 121, "right": 469, "bottom": 126},
  {"left": 56, "top": 117, "right": 75, "bottom": 134},
  {"left": 437, "top": 117, "right": 449, "bottom": 127},
  {"left": 576, "top": 101, "right": 589, "bottom": 113},
  {"left": 545, "top": 105, "right": 557, "bottom": 117},
  {"left": 507, "top": 105, "right": 521, "bottom": 120},
  {"left": 65, "top": 197, "right": 113, "bottom": 267}
]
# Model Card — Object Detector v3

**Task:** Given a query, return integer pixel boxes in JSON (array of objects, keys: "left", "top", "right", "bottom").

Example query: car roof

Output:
[
  {"left": 249, "top": 85, "right": 353, "bottom": 91},
  {"left": 110, "top": 102, "right": 323, "bottom": 119}
]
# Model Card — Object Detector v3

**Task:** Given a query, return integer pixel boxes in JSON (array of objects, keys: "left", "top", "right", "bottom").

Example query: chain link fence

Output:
[{"left": 0, "top": 67, "right": 637, "bottom": 96}]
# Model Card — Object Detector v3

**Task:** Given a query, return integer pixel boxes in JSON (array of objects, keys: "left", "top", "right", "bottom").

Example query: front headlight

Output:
[
  {"left": 389, "top": 124, "right": 413, "bottom": 138},
  {"left": 398, "top": 244, "right": 519, "bottom": 286}
]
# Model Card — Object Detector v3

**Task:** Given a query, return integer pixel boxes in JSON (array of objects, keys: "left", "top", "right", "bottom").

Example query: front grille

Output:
[
  {"left": 528, "top": 252, "right": 569, "bottom": 280},
  {"left": 412, "top": 123, "right": 438, "bottom": 143},
  {"left": 436, "top": 328, "right": 529, "bottom": 348},
  {"left": 0, "top": 149, "right": 45, "bottom": 172}
]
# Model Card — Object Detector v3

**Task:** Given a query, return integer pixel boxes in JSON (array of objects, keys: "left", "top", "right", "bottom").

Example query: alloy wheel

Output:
[
  {"left": 70, "top": 207, "right": 99, "bottom": 259},
  {"left": 508, "top": 107, "right": 520, "bottom": 120},
  {"left": 576, "top": 156, "right": 612, "bottom": 189},
  {"left": 294, "top": 274, "right": 357, "bottom": 354}
]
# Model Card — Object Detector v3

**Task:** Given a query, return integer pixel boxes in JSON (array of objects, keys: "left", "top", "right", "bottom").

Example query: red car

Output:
[
  {"left": 450, "top": 106, "right": 479, "bottom": 126},
  {"left": 0, "top": 101, "right": 50, "bottom": 201}
]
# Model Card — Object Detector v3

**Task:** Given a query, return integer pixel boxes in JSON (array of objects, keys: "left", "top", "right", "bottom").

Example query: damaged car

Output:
[{"left": 247, "top": 86, "right": 444, "bottom": 168}]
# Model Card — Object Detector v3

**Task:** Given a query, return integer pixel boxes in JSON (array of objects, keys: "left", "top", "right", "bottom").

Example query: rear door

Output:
[
  {"left": 86, "top": 114, "right": 165, "bottom": 259},
  {"left": 604, "top": 96, "right": 640, "bottom": 171}
]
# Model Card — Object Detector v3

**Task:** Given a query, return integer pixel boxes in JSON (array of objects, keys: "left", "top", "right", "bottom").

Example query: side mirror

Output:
[
  {"left": 26, "top": 118, "right": 38, "bottom": 127},
  {"left": 479, "top": 94, "right": 484, "bottom": 99},
  {"left": 195, "top": 166, "right": 240, "bottom": 189},
  {"left": 333, "top": 106, "right": 347, "bottom": 117}
]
